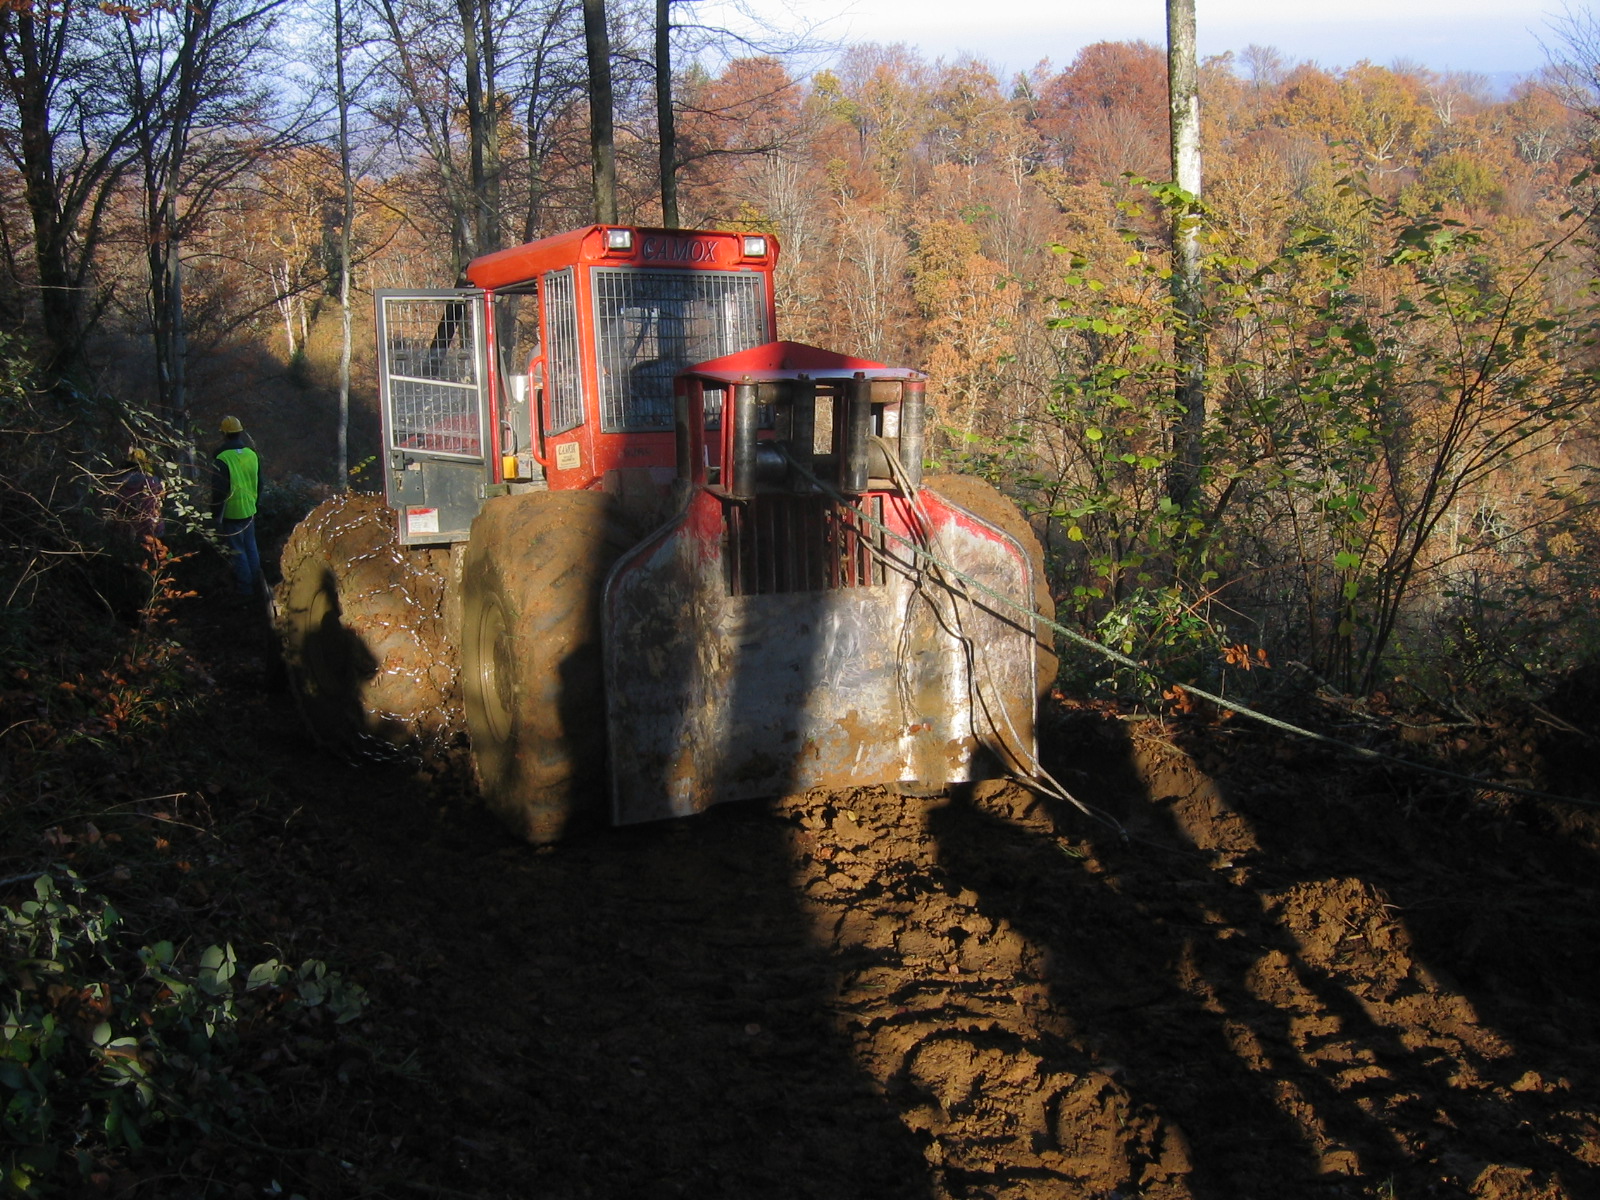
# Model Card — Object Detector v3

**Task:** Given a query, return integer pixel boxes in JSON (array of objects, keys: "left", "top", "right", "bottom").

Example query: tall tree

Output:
[
  {"left": 1166, "top": 0, "right": 1204, "bottom": 509},
  {"left": 584, "top": 0, "right": 617, "bottom": 222},
  {"left": 1034, "top": 41, "right": 1167, "bottom": 179},
  {"left": 655, "top": 0, "right": 677, "bottom": 226},
  {"left": 513, "top": 0, "right": 589, "bottom": 243},
  {"left": 374, "top": 0, "right": 474, "bottom": 271},
  {"left": 113, "top": 0, "right": 289, "bottom": 417},
  {"left": 652, "top": 2, "right": 823, "bottom": 229},
  {"left": 370, "top": 0, "right": 577, "bottom": 274},
  {"left": 334, "top": 0, "right": 360, "bottom": 483},
  {"left": 0, "top": 4, "right": 138, "bottom": 386},
  {"left": 457, "top": 0, "right": 504, "bottom": 255}
]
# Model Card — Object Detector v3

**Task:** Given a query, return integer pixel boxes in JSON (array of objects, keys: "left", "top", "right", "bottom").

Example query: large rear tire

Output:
[
  {"left": 275, "top": 494, "right": 460, "bottom": 759},
  {"left": 922, "top": 474, "right": 1058, "bottom": 698},
  {"left": 460, "top": 491, "right": 638, "bottom": 844}
]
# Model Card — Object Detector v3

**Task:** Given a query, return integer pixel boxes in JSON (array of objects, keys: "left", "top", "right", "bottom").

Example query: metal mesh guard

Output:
[
  {"left": 593, "top": 268, "right": 767, "bottom": 433},
  {"left": 384, "top": 299, "right": 482, "bottom": 458}
]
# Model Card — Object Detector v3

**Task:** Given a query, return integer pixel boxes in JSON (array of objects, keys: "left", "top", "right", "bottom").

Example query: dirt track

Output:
[{"left": 185, "top": 620, "right": 1600, "bottom": 1200}]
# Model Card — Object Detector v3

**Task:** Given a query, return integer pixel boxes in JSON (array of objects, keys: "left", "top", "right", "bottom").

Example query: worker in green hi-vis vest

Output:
[{"left": 211, "top": 415, "right": 265, "bottom": 598}]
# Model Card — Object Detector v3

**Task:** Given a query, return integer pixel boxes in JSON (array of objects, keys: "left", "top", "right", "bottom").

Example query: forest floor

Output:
[{"left": 23, "top": 579, "right": 1600, "bottom": 1200}]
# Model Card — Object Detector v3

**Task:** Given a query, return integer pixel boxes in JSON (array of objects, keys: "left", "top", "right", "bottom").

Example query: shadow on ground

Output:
[
  {"left": 921, "top": 705, "right": 1600, "bottom": 1199},
  {"left": 234, "top": 693, "right": 936, "bottom": 1199}
]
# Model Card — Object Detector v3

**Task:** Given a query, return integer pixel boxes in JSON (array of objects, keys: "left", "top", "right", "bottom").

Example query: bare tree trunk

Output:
[
  {"left": 150, "top": 188, "right": 187, "bottom": 418},
  {"left": 274, "top": 262, "right": 296, "bottom": 356},
  {"left": 334, "top": 0, "right": 354, "bottom": 485},
  {"left": 0, "top": 5, "right": 130, "bottom": 388},
  {"left": 516, "top": 3, "right": 586, "bottom": 244},
  {"left": 458, "top": 0, "right": 502, "bottom": 257},
  {"left": 136, "top": 0, "right": 205, "bottom": 423},
  {"left": 584, "top": 0, "right": 616, "bottom": 223},
  {"left": 169, "top": 230, "right": 185, "bottom": 416},
  {"left": 655, "top": 0, "right": 677, "bottom": 227},
  {"left": 128, "top": 0, "right": 283, "bottom": 421},
  {"left": 1166, "top": 0, "right": 1204, "bottom": 510}
]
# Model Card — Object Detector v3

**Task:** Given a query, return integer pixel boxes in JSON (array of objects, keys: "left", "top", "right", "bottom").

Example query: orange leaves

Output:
[
  {"left": 95, "top": 0, "right": 183, "bottom": 20},
  {"left": 1160, "top": 646, "right": 1269, "bottom": 715},
  {"left": 1221, "top": 643, "right": 1271, "bottom": 671},
  {"left": 911, "top": 213, "right": 1022, "bottom": 437},
  {"left": 1034, "top": 40, "right": 1168, "bottom": 179}
]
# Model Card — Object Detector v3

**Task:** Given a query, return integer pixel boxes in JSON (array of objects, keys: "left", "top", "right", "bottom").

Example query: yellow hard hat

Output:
[
  {"left": 219, "top": 416, "right": 244, "bottom": 434},
  {"left": 129, "top": 447, "right": 152, "bottom": 470}
]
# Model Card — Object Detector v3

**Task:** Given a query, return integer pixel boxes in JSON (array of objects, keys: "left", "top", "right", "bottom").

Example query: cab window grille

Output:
[
  {"left": 592, "top": 268, "right": 767, "bottom": 433},
  {"left": 381, "top": 297, "right": 483, "bottom": 459},
  {"left": 543, "top": 268, "right": 583, "bottom": 435}
]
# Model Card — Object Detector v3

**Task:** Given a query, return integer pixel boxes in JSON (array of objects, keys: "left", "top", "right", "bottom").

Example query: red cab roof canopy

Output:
[
  {"left": 465, "top": 226, "right": 781, "bottom": 291},
  {"left": 683, "top": 341, "right": 924, "bottom": 386}
]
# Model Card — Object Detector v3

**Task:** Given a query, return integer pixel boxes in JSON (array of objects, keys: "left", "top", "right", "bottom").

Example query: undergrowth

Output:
[
  {"left": 1, "top": 872, "right": 365, "bottom": 1193},
  {"left": 1, "top": 343, "right": 368, "bottom": 1195}
]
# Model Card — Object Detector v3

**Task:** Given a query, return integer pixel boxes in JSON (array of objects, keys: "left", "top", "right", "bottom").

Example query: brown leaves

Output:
[
  {"left": 1162, "top": 684, "right": 1197, "bottom": 714},
  {"left": 1221, "top": 643, "right": 1271, "bottom": 671}
]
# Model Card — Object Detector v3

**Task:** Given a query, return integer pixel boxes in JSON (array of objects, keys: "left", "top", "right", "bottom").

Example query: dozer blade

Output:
[{"left": 602, "top": 487, "right": 1038, "bottom": 825}]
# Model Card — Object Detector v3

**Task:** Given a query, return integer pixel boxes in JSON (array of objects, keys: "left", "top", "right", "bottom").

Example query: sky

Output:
[{"left": 729, "top": 0, "right": 1557, "bottom": 92}]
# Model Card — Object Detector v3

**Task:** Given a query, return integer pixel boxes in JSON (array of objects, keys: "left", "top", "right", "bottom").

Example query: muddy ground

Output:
[{"left": 57, "top": 594, "right": 1600, "bottom": 1200}]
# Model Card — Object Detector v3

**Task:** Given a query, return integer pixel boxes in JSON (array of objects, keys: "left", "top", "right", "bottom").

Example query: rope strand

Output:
[{"left": 779, "top": 453, "right": 1599, "bottom": 813}]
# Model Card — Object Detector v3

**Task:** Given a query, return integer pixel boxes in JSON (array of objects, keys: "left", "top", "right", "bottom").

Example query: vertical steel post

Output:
[
  {"left": 788, "top": 375, "right": 816, "bottom": 493},
  {"left": 841, "top": 372, "right": 872, "bottom": 494},
  {"left": 899, "top": 379, "right": 926, "bottom": 490},
  {"left": 674, "top": 381, "right": 695, "bottom": 482},
  {"left": 730, "top": 378, "right": 759, "bottom": 499}
]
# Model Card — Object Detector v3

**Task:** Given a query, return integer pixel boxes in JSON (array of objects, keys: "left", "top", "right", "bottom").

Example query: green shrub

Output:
[{"left": 1, "top": 871, "right": 366, "bottom": 1193}]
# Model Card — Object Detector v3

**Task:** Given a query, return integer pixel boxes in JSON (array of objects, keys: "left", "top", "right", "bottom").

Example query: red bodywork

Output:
[
  {"left": 672, "top": 340, "right": 919, "bottom": 487},
  {"left": 464, "top": 226, "right": 780, "bottom": 494},
  {"left": 379, "top": 224, "right": 1044, "bottom": 824}
]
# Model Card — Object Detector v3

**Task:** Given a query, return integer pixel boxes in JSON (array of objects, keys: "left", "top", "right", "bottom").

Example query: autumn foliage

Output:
[{"left": 0, "top": 17, "right": 1596, "bottom": 701}]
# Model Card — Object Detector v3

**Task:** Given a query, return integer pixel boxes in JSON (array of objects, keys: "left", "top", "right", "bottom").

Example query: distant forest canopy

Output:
[
  {"left": 0, "top": 0, "right": 1572, "bottom": 409},
  {"left": 1, "top": 0, "right": 1596, "bottom": 698}
]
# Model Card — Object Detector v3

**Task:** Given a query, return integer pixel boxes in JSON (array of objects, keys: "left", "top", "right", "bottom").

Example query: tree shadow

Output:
[
  {"left": 921, "top": 705, "right": 1600, "bottom": 1197},
  {"left": 258, "top": 716, "right": 937, "bottom": 1198}
]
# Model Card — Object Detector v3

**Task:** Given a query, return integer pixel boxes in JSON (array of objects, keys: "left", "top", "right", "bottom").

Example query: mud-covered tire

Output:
[
  {"left": 922, "top": 474, "right": 1058, "bottom": 698},
  {"left": 461, "top": 491, "right": 638, "bottom": 844},
  {"left": 275, "top": 493, "right": 460, "bottom": 759}
]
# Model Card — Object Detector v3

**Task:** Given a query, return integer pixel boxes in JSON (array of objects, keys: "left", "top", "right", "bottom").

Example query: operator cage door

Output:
[{"left": 376, "top": 290, "right": 491, "bottom": 545}]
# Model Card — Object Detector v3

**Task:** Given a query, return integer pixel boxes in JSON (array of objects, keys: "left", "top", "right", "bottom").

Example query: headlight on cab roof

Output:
[
  {"left": 604, "top": 227, "right": 634, "bottom": 251},
  {"left": 742, "top": 235, "right": 768, "bottom": 258}
]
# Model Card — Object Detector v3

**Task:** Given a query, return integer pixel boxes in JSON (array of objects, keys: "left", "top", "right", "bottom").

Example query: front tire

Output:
[
  {"left": 275, "top": 493, "right": 460, "bottom": 759},
  {"left": 460, "top": 491, "right": 637, "bottom": 843}
]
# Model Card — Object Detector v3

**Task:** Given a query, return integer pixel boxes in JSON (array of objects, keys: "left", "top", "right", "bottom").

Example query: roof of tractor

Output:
[
  {"left": 465, "top": 225, "right": 782, "bottom": 291},
  {"left": 681, "top": 340, "right": 925, "bottom": 385}
]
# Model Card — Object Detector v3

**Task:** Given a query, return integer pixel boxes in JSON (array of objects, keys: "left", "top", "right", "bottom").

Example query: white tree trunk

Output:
[{"left": 1167, "top": 0, "right": 1205, "bottom": 509}]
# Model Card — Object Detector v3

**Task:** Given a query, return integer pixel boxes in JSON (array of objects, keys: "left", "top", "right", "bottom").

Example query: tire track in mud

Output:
[
  {"left": 767, "top": 715, "right": 1600, "bottom": 1200},
  {"left": 780, "top": 782, "right": 1192, "bottom": 1199},
  {"left": 212, "top": 634, "right": 1600, "bottom": 1200},
  {"left": 243, "top": 684, "right": 1189, "bottom": 1198}
]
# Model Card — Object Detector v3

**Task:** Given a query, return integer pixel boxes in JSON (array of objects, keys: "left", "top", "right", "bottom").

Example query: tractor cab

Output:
[
  {"left": 375, "top": 225, "right": 780, "bottom": 544},
  {"left": 281, "top": 220, "right": 1050, "bottom": 842}
]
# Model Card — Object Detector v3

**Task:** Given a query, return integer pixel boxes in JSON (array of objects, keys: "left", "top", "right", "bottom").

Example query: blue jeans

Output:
[{"left": 220, "top": 517, "right": 262, "bottom": 596}]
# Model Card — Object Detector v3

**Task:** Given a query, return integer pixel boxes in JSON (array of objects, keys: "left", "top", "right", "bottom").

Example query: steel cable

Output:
[{"left": 782, "top": 451, "right": 1600, "bottom": 814}]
